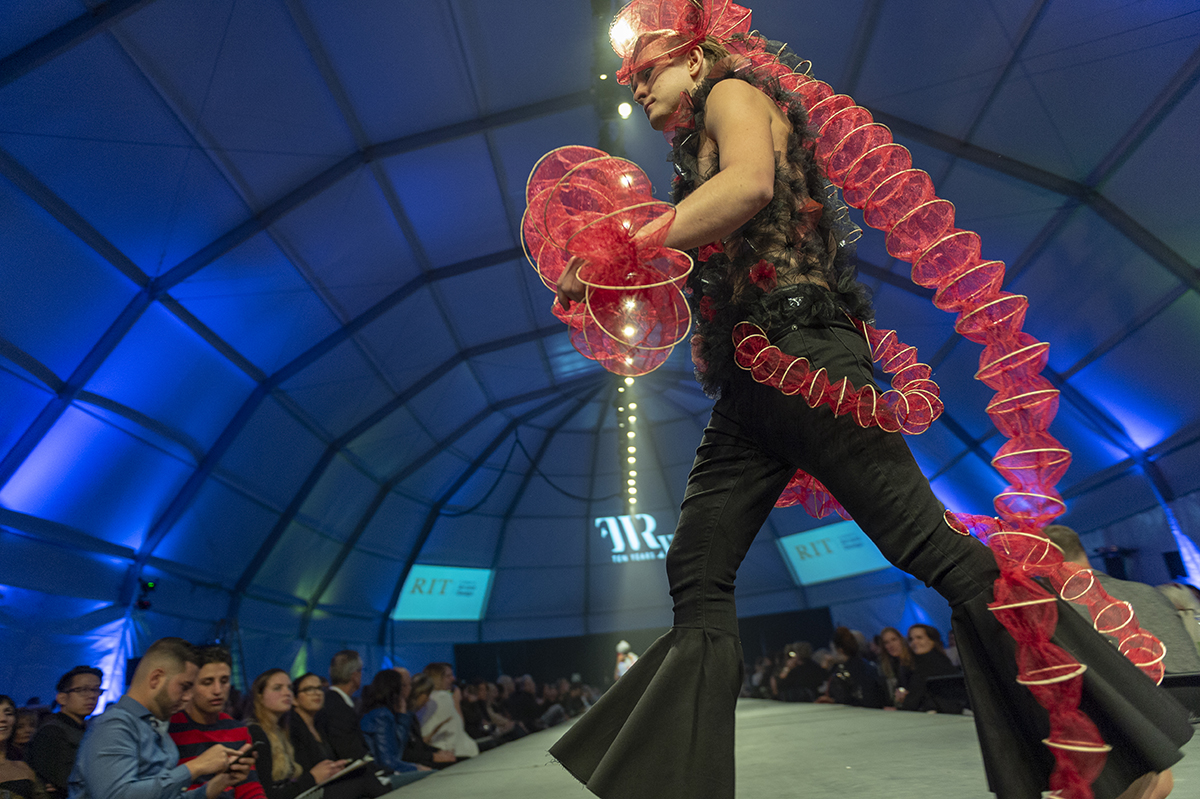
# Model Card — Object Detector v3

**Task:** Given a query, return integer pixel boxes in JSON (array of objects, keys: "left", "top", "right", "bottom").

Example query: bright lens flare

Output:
[
  {"left": 610, "top": 17, "right": 636, "bottom": 52},
  {"left": 623, "top": 325, "right": 636, "bottom": 337}
]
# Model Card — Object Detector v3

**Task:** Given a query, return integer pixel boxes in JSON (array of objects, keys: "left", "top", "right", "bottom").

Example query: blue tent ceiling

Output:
[{"left": 2, "top": 0, "right": 1199, "bottom": 673}]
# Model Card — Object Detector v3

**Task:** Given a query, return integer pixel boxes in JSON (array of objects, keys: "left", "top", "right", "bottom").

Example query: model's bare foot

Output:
[{"left": 1115, "top": 769, "right": 1173, "bottom": 799}]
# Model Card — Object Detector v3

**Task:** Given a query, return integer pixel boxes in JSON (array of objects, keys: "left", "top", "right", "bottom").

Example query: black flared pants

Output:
[{"left": 550, "top": 317, "right": 1191, "bottom": 799}]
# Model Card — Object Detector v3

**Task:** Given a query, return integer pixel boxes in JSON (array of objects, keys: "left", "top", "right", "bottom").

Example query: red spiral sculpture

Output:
[
  {"left": 529, "top": 9, "right": 1165, "bottom": 793},
  {"left": 737, "top": 47, "right": 1165, "bottom": 797},
  {"left": 732, "top": 317, "right": 944, "bottom": 519},
  {"left": 522, "top": 146, "right": 693, "bottom": 377}
]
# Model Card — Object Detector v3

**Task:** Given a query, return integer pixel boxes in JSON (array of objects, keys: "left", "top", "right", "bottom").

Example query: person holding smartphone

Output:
[{"left": 169, "top": 648, "right": 265, "bottom": 799}]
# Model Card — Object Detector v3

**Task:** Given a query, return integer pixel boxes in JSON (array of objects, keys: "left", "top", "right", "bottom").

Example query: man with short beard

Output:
[
  {"left": 168, "top": 648, "right": 266, "bottom": 799},
  {"left": 69, "top": 638, "right": 251, "bottom": 799},
  {"left": 27, "top": 665, "right": 103, "bottom": 793}
]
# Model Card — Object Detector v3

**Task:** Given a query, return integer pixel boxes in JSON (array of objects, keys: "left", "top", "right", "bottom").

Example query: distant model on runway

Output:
[{"left": 525, "top": 3, "right": 1192, "bottom": 798}]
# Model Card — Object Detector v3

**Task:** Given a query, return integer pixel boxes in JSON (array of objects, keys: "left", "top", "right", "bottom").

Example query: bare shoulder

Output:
[{"left": 705, "top": 77, "right": 772, "bottom": 112}]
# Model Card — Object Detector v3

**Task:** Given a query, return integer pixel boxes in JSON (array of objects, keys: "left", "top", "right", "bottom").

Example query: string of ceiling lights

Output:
[{"left": 616, "top": 376, "right": 638, "bottom": 511}]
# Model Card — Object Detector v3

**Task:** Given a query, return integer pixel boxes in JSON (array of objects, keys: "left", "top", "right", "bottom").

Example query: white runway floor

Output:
[{"left": 384, "top": 698, "right": 1199, "bottom": 798}]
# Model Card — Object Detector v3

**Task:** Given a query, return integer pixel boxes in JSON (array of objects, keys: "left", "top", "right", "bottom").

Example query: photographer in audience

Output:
[{"left": 771, "top": 642, "right": 826, "bottom": 703}]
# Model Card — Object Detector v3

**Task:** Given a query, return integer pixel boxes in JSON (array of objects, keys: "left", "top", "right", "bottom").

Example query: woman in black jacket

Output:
[
  {"left": 897, "top": 625, "right": 964, "bottom": 714},
  {"left": 247, "top": 669, "right": 345, "bottom": 799}
]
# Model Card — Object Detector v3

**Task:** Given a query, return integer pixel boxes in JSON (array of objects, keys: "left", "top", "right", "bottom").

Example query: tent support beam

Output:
[
  {"left": 480, "top": 393, "right": 599, "bottom": 641},
  {"left": 377, "top": 383, "right": 605, "bottom": 644},
  {"left": 296, "top": 376, "right": 601, "bottom": 640},
  {"left": 0, "top": 0, "right": 159, "bottom": 89},
  {"left": 220, "top": 332, "right": 584, "bottom": 622}
]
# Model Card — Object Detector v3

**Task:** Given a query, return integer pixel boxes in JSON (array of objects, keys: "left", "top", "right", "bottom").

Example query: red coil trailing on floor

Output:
[{"left": 721, "top": 34, "right": 1165, "bottom": 799}]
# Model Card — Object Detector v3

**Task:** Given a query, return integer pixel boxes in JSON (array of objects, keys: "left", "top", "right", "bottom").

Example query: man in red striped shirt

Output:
[{"left": 169, "top": 647, "right": 266, "bottom": 799}]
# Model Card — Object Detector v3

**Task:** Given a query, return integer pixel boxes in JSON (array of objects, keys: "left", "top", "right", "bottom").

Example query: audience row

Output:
[
  {"left": 1, "top": 641, "right": 600, "bottom": 799},
  {"left": 745, "top": 623, "right": 967, "bottom": 713}
]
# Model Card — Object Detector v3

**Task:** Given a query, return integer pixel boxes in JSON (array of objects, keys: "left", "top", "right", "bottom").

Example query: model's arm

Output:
[
  {"left": 663, "top": 78, "right": 778, "bottom": 250},
  {"left": 556, "top": 79, "right": 776, "bottom": 307}
]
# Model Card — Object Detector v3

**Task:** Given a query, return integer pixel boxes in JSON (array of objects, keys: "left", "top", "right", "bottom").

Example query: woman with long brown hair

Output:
[
  {"left": 246, "top": 670, "right": 345, "bottom": 799},
  {"left": 877, "top": 626, "right": 913, "bottom": 706}
]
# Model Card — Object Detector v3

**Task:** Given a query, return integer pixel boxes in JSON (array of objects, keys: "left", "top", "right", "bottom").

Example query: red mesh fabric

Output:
[
  {"left": 774, "top": 468, "right": 850, "bottom": 519},
  {"left": 610, "top": 0, "right": 752, "bottom": 84},
  {"left": 530, "top": 8, "right": 1169, "bottom": 794},
  {"left": 627, "top": 11, "right": 1166, "bottom": 796},
  {"left": 732, "top": 320, "right": 943, "bottom": 436},
  {"left": 732, "top": 314, "right": 943, "bottom": 520},
  {"left": 523, "top": 146, "right": 693, "bottom": 376}
]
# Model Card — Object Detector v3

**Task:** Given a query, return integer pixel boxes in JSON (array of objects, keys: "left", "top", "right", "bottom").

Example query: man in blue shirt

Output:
[{"left": 69, "top": 638, "right": 253, "bottom": 799}]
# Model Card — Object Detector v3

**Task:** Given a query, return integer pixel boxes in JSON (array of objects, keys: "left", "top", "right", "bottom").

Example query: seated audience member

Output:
[
  {"left": 27, "top": 666, "right": 103, "bottom": 794},
  {"left": 12, "top": 708, "right": 38, "bottom": 762},
  {"left": 457, "top": 683, "right": 497, "bottom": 749},
  {"left": 315, "top": 652, "right": 367, "bottom": 761},
  {"left": 2, "top": 695, "right": 48, "bottom": 799},
  {"left": 1044, "top": 525, "right": 1200, "bottom": 674},
  {"left": 819, "top": 627, "right": 885, "bottom": 709},
  {"left": 246, "top": 670, "right": 345, "bottom": 799},
  {"left": 417, "top": 665, "right": 478, "bottom": 758},
  {"left": 287, "top": 674, "right": 334, "bottom": 771},
  {"left": 944, "top": 630, "right": 961, "bottom": 668},
  {"left": 70, "top": 638, "right": 250, "bottom": 799},
  {"left": 747, "top": 656, "right": 773, "bottom": 699},
  {"left": 563, "top": 680, "right": 590, "bottom": 717},
  {"left": 494, "top": 675, "right": 514, "bottom": 709},
  {"left": 402, "top": 676, "right": 456, "bottom": 769},
  {"left": 1157, "top": 582, "right": 1200, "bottom": 656},
  {"left": 358, "top": 671, "right": 430, "bottom": 785},
  {"left": 479, "top": 683, "right": 521, "bottom": 742},
  {"left": 771, "top": 642, "right": 827, "bottom": 703},
  {"left": 876, "top": 627, "right": 913, "bottom": 707},
  {"left": 503, "top": 676, "right": 540, "bottom": 731},
  {"left": 896, "top": 625, "right": 964, "bottom": 714},
  {"left": 168, "top": 647, "right": 264, "bottom": 799}
]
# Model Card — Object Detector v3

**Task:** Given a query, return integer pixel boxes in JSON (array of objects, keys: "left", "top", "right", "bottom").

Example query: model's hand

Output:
[
  {"left": 226, "top": 751, "right": 253, "bottom": 786},
  {"left": 432, "top": 750, "right": 456, "bottom": 763},
  {"left": 556, "top": 256, "right": 587, "bottom": 309},
  {"left": 416, "top": 764, "right": 434, "bottom": 772}
]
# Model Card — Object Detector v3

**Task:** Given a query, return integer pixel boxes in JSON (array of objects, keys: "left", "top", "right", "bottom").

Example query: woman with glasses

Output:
[{"left": 287, "top": 674, "right": 334, "bottom": 773}]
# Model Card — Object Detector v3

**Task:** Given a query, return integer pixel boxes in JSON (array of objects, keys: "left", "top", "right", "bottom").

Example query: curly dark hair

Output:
[{"left": 671, "top": 34, "right": 871, "bottom": 396}]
